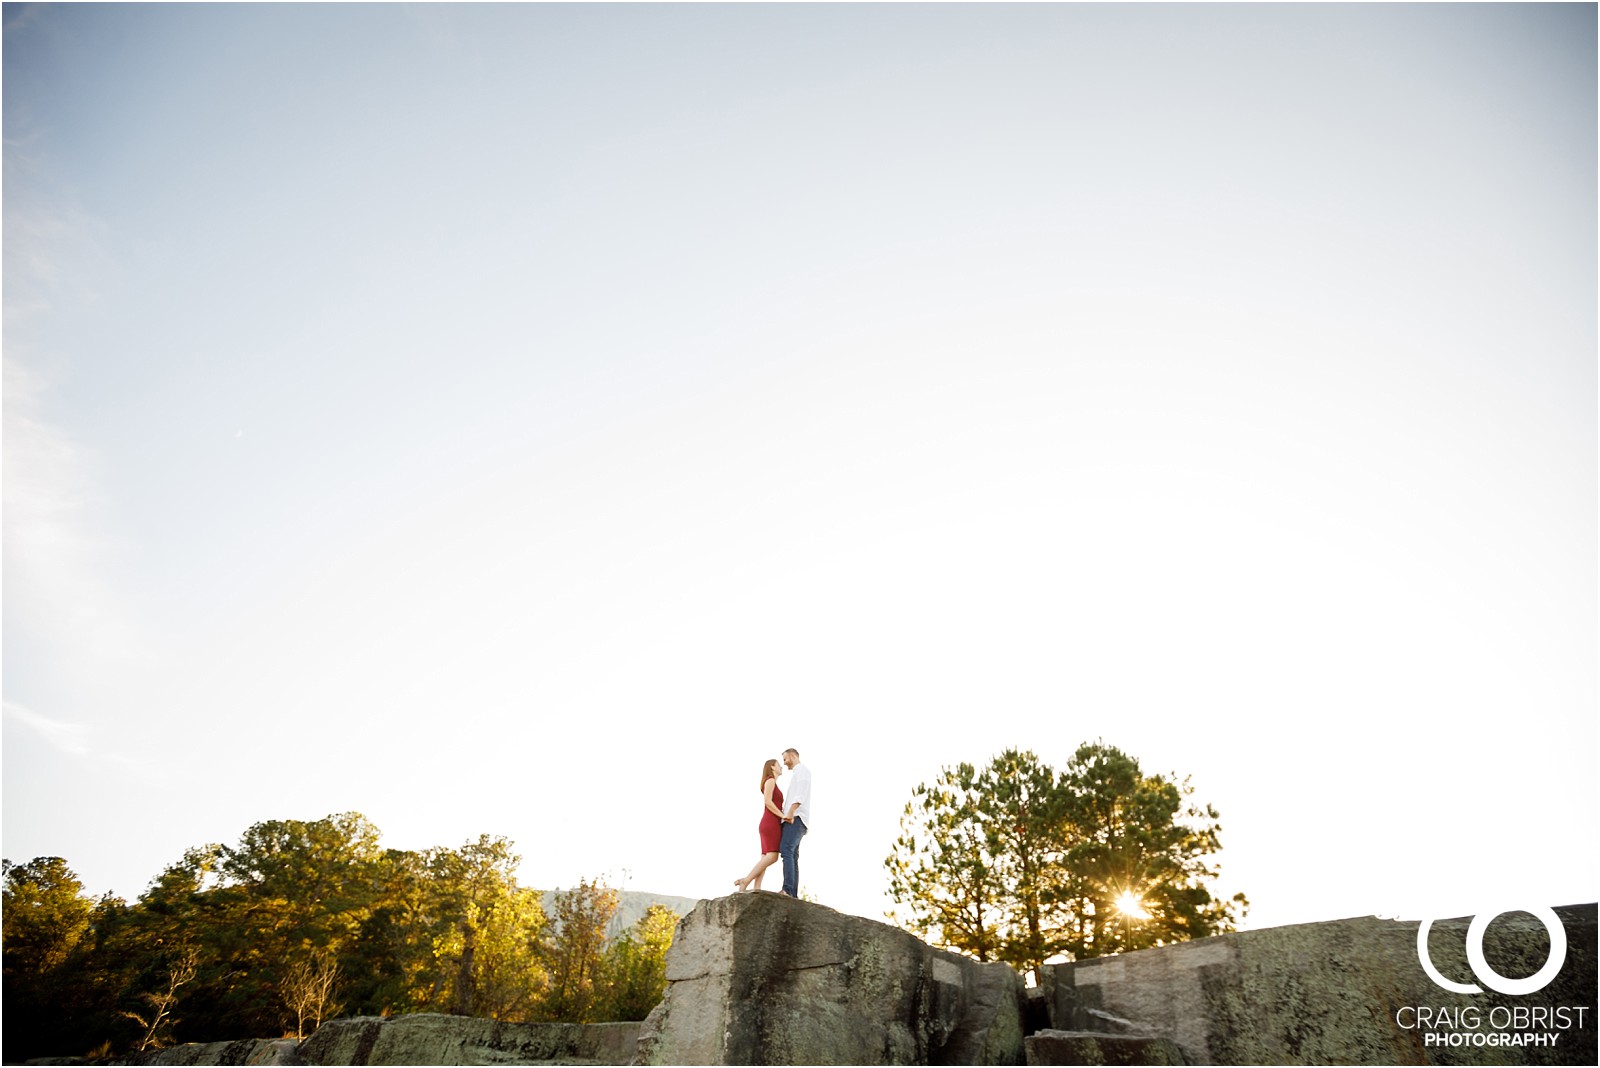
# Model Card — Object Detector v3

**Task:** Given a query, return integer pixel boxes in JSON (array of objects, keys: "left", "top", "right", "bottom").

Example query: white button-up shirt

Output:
[{"left": 784, "top": 762, "right": 812, "bottom": 827}]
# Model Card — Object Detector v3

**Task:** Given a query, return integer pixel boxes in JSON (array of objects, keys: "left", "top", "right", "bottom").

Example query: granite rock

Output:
[
  {"left": 297, "top": 1015, "right": 640, "bottom": 1066},
  {"left": 1040, "top": 905, "right": 1597, "bottom": 1066},
  {"left": 633, "top": 892, "right": 1025, "bottom": 1065},
  {"left": 108, "top": 1039, "right": 303, "bottom": 1065},
  {"left": 1024, "top": 1030, "right": 1189, "bottom": 1066}
]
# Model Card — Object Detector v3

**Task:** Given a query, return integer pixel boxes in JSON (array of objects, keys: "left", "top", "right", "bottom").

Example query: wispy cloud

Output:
[
  {"left": 2, "top": 699, "right": 91, "bottom": 757},
  {"left": 3, "top": 186, "right": 145, "bottom": 695},
  {"left": 2, "top": 3, "right": 47, "bottom": 36},
  {"left": 2, "top": 356, "right": 138, "bottom": 663}
]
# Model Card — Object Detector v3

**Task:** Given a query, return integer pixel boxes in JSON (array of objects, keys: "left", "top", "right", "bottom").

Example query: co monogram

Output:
[{"left": 1416, "top": 906, "right": 1568, "bottom": 996}]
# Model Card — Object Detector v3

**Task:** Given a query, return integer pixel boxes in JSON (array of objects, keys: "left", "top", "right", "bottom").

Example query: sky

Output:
[{"left": 3, "top": 3, "right": 1595, "bottom": 937}]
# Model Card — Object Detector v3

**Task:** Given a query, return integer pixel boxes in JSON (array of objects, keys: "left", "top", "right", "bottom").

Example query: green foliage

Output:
[
  {"left": 1054, "top": 742, "right": 1245, "bottom": 959},
  {"left": 1, "top": 817, "right": 679, "bottom": 1062},
  {"left": 2, "top": 857, "right": 95, "bottom": 974},
  {"left": 976, "top": 749, "right": 1071, "bottom": 978},
  {"left": 596, "top": 905, "right": 677, "bottom": 1021},
  {"left": 539, "top": 878, "right": 618, "bottom": 1023},
  {"left": 885, "top": 742, "right": 1248, "bottom": 977},
  {"left": 2, "top": 857, "right": 113, "bottom": 1061},
  {"left": 425, "top": 837, "right": 549, "bottom": 1021},
  {"left": 885, "top": 762, "right": 1005, "bottom": 962}
]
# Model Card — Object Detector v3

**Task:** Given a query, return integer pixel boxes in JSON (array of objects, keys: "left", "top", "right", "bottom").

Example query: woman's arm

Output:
[{"left": 763, "top": 780, "right": 784, "bottom": 818}]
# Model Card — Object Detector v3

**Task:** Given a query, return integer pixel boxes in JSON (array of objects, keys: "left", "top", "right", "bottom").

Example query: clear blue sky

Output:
[{"left": 4, "top": 2, "right": 1595, "bottom": 932}]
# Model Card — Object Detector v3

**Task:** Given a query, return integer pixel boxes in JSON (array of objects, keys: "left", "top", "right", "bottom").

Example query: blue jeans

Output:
[{"left": 779, "top": 818, "right": 807, "bottom": 897}]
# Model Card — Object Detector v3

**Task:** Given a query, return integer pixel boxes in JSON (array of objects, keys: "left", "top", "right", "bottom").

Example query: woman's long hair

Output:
[{"left": 760, "top": 758, "right": 779, "bottom": 791}]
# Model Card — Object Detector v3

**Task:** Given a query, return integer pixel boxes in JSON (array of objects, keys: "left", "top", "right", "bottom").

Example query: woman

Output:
[{"left": 734, "top": 758, "right": 785, "bottom": 892}]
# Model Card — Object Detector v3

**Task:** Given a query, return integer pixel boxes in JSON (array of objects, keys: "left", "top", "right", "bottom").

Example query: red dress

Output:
[{"left": 759, "top": 783, "right": 785, "bottom": 854}]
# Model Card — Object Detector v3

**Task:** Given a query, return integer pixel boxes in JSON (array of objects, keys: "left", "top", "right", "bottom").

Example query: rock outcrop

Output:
[
  {"left": 70, "top": 899, "right": 1598, "bottom": 1066},
  {"left": 96, "top": 1019, "right": 639, "bottom": 1066},
  {"left": 1024, "top": 1029, "right": 1189, "bottom": 1066},
  {"left": 634, "top": 891, "right": 1025, "bottom": 1065},
  {"left": 297, "top": 1016, "right": 641, "bottom": 1066},
  {"left": 112, "top": 1039, "right": 303, "bottom": 1065},
  {"left": 634, "top": 897, "right": 1594, "bottom": 1066},
  {"left": 1035, "top": 905, "right": 1597, "bottom": 1066}
]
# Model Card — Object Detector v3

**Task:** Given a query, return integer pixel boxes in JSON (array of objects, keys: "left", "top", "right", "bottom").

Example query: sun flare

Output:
[{"left": 1114, "top": 891, "right": 1150, "bottom": 920}]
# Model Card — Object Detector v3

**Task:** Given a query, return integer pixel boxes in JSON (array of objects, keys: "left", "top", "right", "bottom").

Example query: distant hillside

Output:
[{"left": 541, "top": 888, "right": 702, "bottom": 937}]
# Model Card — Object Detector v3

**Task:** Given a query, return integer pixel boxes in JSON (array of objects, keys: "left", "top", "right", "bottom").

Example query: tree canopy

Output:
[
  {"left": 1, "top": 815, "right": 680, "bottom": 1063},
  {"left": 886, "top": 742, "right": 1248, "bottom": 979}
]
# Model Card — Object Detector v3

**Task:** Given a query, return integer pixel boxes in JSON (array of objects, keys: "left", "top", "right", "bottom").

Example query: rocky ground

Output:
[{"left": 38, "top": 897, "right": 1596, "bottom": 1066}]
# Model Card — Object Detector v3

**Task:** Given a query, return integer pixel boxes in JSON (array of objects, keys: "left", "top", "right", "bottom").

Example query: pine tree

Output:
[{"left": 885, "top": 742, "right": 1247, "bottom": 977}]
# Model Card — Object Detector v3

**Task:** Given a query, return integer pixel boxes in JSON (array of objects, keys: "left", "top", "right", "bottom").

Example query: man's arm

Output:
[{"left": 784, "top": 767, "right": 811, "bottom": 822}]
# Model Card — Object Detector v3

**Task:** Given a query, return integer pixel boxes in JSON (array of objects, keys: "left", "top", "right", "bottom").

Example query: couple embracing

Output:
[{"left": 734, "top": 748, "right": 811, "bottom": 898}]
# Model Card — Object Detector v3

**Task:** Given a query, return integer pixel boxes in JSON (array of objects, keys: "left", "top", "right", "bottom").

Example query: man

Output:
[{"left": 778, "top": 748, "right": 811, "bottom": 899}]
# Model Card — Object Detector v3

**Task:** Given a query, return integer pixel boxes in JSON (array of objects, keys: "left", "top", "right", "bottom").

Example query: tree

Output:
[
  {"left": 885, "top": 751, "right": 1072, "bottom": 980},
  {"left": 596, "top": 904, "right": 677, "bottom": 1021},
  {"left": 0, "top": 816, "right": 683, "bottom": 1053},
  {"left": 122, "top": 942, "right": 200, "bottom": 1051},
  {"left": 1055, "top": 742, "right": 1247, "bottom": 958},
  {"left": 346, "top": 846, "right": 450, "bottom": 1016},
  {"left": 424, "top": 836, "right": 547, "bottom": 1020},
  {"left": 114, "top": 846, "right": 241, "bottom": 1045},
  {"left": 540, "top": 878, "right": 618, "bottom": 1023},
  {"left": 470, "top": 885, "right": 550, "bottom": 1021},
  {"left": 281, "top": 952, "right": 341, "bottom": 1039},
  {"left": 3, "top": 857, "right": 103, "bottom": 1061},
  {"left": 884, "top": 763, "right": 1006, "bottom": 962},
  {"left": 218, "top": 812, "right": 383, "bottom": 950},
  {"left": 2, "top": 857, "right": 95, "bottom": 976},
  {"left": 974, "top": 750, "right": 1071, "bottom": 980},
  {"left": 208, "top": 813, "right": 386, "bottom": 1035},
  {"left": 885, "top": 742, "right": 1247, "bottom": 977}
]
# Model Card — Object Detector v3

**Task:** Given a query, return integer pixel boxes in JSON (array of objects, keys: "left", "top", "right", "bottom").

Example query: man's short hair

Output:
[{"left": 784, "top": 747, "right": 799, "bottom": 759}]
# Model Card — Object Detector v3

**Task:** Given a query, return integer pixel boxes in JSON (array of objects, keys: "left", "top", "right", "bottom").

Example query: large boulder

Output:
[
  {"left": 107, "top": 1039, "right": 303, "bottom": 1065},
  {"left": 1038, "top": 905, "right": 1597, "bottom": 1065},
  {"left": 1023, "top": 1030, "right": 1189, "bottom": 1066},
  {"left": 633, "top": 892, "right": 1025, "bottom": 1065},
  {"left": 78, "top": 902, "right": 1596, "bottom": 1066},
  {"left": 297, "top": 1015, "right": 641, "bottom": 1066}
]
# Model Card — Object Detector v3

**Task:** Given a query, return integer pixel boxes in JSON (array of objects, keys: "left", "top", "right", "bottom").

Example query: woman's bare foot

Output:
[{"left": 733, "top": 877, "right": 750, "bottom": 892}]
